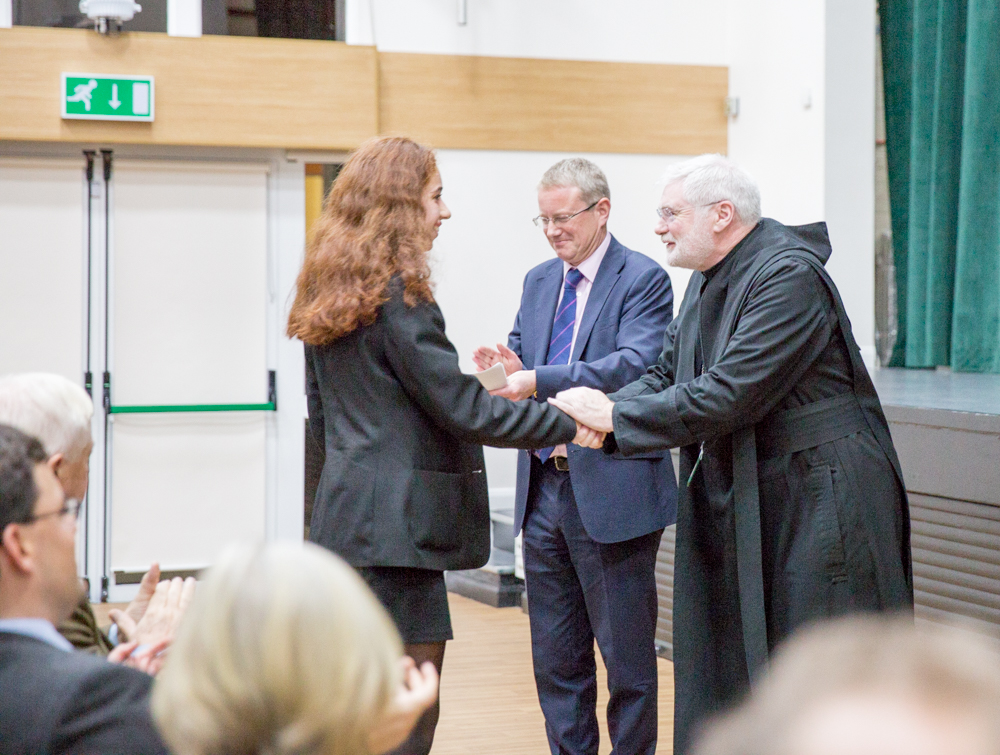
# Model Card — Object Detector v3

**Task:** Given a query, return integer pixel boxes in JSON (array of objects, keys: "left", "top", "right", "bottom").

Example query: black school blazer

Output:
[{"left": 305, "top": 278, "right": 577, "bottom": 571}]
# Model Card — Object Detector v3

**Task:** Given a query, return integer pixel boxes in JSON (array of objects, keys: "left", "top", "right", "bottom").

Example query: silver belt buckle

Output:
[{"left": 553, "top": 456, "right": 570, "bottom": 472}]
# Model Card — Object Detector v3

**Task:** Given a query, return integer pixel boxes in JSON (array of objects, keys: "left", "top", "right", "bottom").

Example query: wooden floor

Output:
[
  {"left": 95, "top": 594, "right": 675, "bottom": 753},
  {"left": 433, "top": 593, "right": 675, "bottom": 755}
]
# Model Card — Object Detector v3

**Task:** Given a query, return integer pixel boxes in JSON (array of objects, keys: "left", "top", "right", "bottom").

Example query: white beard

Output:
[{"left": 663, "top": 219, "right": 717, "bottom": 271}]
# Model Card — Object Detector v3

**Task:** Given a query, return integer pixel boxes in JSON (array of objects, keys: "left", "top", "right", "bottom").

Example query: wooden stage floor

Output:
[{"left": 434, "top": 593, "right": 675, "bottom": 754}]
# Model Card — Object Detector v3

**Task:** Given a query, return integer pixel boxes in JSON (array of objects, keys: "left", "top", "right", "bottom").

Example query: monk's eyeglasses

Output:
[{"left": 656, "top": 200, "right": 722, "bottom": 224}]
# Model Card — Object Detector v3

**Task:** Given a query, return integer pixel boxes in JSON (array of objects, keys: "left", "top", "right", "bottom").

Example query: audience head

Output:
[
  {"left": 288, "top": 136, "right": 443, "bottom": 346},
  {"left": 693, "top": 616, "right": 1000, "bottom": 755},
  {"left": 654, "top": 153, "right": 761, "bottom": 271},
  {"left": 152, "top": 541, "right": 403, "bottom": 755},
  {"left": 536, "top": 157, "right": 612, "bottom": 266},
  {"left": 0, "top": 373, "right": 94, "bottom": 500},
  {"left": 0, "top": 424, "right": 81, "bottom": 623}
]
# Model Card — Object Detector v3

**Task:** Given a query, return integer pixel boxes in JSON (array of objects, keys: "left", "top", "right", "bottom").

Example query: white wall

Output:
[
  {"left": 727, "top": 0, "right": 876, "bottom": 364},
  {"left": 0, "top": 158, "right": 85, "bottom": 382},
  {"left": 347, "top": 0, "right": 728, "bottom": 65},
  {"left": 824, "top": 0, "right": 876, "bottom": 366},
  {"left": 727, "top": 0, "right": 826, "bottom": 224}
]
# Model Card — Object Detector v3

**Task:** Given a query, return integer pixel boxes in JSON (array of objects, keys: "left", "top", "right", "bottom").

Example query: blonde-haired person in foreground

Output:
[
  {"left": 152, "top": 542, "right": 439, "bottom": 755},
  {"left": 692, "top": 616, "right": 1000, "bottom": 755}
]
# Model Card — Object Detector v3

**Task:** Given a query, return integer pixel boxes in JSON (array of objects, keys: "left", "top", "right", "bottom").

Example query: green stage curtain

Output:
[
  {"left": 951, "top": 0, "right": 1000, "bottom": 371},
  {"left": 881, "top": 0, "right": 1000, "bottom": 371}
]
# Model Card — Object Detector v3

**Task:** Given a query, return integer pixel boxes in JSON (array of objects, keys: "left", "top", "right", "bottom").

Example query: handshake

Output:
[{"left": 473, "top": 344, "right": 616, "bottom": 450}]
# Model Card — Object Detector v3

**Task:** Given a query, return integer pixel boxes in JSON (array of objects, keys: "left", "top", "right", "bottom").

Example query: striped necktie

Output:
[{"left": 539, "top": 267, "right": 584, "bottom": 463}]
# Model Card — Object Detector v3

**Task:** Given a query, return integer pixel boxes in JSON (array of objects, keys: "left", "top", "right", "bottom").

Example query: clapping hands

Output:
[
  {"left": 107, "top": 566, "right": 197, "bottom": 676},
  {"left": 472, "top": 343, "right": 523, "bottom": 375},
  {"left": 368, "top": 656, "right": 440, "bottom": 754}
]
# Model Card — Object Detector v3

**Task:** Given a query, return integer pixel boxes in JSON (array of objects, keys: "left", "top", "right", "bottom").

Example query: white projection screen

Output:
[
  {"left": 109, "top": 160, "right": 269, "bottom": 573},
  {"left": 0, "top": 159, "right": 84, "bottom": 381}
]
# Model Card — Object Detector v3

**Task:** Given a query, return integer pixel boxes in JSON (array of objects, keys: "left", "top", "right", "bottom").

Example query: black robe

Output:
[{"left": 606, "top": 219, "right": 913, "bottom": 753}]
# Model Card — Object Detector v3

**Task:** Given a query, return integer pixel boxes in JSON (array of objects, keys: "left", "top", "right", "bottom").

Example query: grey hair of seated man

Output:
[
  {"left": 692, "top": 616, "right": 1000, "bottom": 755},
  {"left": 0, "top": 373, "right": 93, "bottom": 462}
]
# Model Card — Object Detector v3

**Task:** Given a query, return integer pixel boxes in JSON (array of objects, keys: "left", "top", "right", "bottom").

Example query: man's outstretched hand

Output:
[
  {"left": 572, "top": 422, "right": 605, "bottom": 449},
  {"left": 549, "top": 387, "right": 616, "bottom": 434}
]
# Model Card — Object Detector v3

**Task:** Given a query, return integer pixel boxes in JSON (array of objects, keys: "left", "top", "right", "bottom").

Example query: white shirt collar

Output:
[
  {"left": 564, "top": 230, "right": 612, "bottom": 283},
  {"left": 0, "top": 617, "right": 74, "bottom": 652}
]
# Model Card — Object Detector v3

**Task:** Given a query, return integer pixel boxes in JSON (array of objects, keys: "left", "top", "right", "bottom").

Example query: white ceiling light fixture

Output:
[{"left": 79, "top": 0, "right": 142, "bottom": 35}]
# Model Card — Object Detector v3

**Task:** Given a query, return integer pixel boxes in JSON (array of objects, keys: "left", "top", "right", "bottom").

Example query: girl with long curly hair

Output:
[{"left": 288, "top": 136, "right": 590, "bottom": 755}]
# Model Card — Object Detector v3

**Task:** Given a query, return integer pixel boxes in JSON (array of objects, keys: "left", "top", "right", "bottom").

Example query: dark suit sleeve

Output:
[
  {"left": 304, "top": 343, "right": 325, "bottom": 448},
  {"left": 381, "top": 287, "right": 577, "bottom": 448},
  {"left": 54, "top": 665, "right": 169, "bottom": 755},
  {"left": 609, "top": 315, "right": 680, "bottom": 403},
  {"left": 533, "top": 265, "right": 673, "bottom": 400},
  {"left": 612, "top": 258, "right": 836, "bottom": 455},
  {"left": 507, "top": 288, "right": 524, "bottom": 361}
]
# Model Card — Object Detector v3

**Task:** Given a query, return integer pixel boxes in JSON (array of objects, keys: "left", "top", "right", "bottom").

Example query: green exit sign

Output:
[{"left": 61, "top": 73, "right": 155, "bottom": 122}]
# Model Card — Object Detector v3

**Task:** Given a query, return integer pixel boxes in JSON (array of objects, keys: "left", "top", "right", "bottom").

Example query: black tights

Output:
[{"left": 384, "top": 641, "right": 447, "bottom": 755}]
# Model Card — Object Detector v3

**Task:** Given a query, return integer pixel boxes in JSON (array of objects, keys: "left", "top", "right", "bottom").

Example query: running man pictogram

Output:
[{"left": 66, "top": 79, "right": 99, "bottom": 111}]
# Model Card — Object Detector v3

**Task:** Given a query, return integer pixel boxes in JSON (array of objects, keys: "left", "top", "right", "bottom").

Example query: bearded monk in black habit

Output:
[{"left": 549, "top": 154, "right": 913, "bottom": 755}]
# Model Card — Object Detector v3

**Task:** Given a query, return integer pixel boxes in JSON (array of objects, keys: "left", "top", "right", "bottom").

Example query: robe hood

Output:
[{"left": 771, "top": 219, "right": 833, "bottom": 265}]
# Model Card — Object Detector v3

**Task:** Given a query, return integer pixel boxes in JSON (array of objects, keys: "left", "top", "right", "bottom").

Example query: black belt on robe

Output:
[{"left": 732, "top": 392, "right": 868, "bottom": 681}]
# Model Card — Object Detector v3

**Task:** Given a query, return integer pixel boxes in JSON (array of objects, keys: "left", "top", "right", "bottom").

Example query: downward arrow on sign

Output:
[{"left": 109, "top": 83, "right": 121, "bottom": 110}]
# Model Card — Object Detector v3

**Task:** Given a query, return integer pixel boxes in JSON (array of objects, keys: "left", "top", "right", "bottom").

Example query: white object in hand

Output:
[{"left": 474, "top": 362, "right": 508, "bottom": 391}]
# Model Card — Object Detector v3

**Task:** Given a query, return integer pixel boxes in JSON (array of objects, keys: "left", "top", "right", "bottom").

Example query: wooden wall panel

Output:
[
  {"left": 0, "top": 27, "right": 378, "bottom": 150},
  {"left": 0, "top": 27, "right": 728, "bottom": 155},
  {"left": 378, "top": 52, "right": 728, "bottom": 155}
]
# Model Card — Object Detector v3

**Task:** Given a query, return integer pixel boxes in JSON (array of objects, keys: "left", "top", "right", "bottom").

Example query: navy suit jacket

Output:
[
  {"left": 511, "top": 234, "right": 678, "bottom": 543},
  {"left": 0, "top": 632, "right": 169, "bottom": 755}
]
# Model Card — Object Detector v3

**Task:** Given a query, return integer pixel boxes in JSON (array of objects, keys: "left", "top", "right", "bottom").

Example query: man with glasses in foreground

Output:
[
  {"left": 0, "top": 424, "right": 169, "bottom": 754},
  {"left": 474, "top": 158, "right": 675, "bottom": 755},
  {"left": 550, "top": 154, "right": 912, "bottom": 754},
  {"left": 0, "top": 372, "right": 194, "bottom": 657}
]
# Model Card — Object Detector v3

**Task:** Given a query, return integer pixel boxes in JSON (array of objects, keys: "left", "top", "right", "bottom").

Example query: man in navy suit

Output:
[
  {"left": 475, "top": 158, "right": 677, "bottom": 755},
  {"left": 0, "top": 424, "right": 168, "bottom": 754}
]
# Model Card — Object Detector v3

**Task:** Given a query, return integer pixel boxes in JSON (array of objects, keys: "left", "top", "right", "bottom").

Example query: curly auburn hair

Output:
[{"left": 287, "top": 137, "right": 438, "bottom": 345}]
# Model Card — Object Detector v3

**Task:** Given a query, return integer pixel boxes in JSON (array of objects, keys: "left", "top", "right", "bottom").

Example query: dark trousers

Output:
[{"left": 523, "top": 458, "right": 662, "bottom": 755}]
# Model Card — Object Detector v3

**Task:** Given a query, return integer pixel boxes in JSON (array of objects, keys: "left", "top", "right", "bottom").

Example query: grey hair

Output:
[
  {"left": 660, "top": 154, "right": 761, "bottom": 225},
  {"left": 0, "top": 373, "right": 93, "bottom": 461},
  {"left": 539, "top": 158, "right": 611, "bottom": 205}
]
